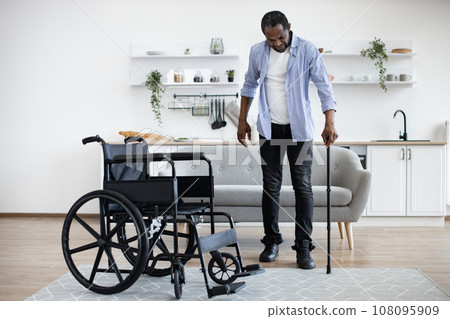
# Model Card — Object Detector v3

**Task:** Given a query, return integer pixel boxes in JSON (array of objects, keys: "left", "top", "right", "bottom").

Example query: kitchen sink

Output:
[{"left": 371, "top": 139, "right": 431, "bottom": 142}]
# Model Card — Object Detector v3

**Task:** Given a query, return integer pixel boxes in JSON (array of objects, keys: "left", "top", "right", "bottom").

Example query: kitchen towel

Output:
[{"left": 224, "top": 100, "right": 240, "bottom": 127}]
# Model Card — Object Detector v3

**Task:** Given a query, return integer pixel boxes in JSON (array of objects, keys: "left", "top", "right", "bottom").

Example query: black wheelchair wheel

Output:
[
  {"left": 144, "top": 221, "right": 196, "bottom": 277},
  {"left": 207, "top": 252, "right": 240, "bottom": 285},
  {"left": 172, "top": 264, "right": 184, "bottom": 300},
  {"left": 61, "top": 190, "right": 149, "bottom": 295}
]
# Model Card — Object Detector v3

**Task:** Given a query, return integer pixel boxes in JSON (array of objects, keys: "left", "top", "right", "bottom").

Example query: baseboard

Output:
[
  {"left": 0, "top": 212, "right": 95, "bottom": 218},
  {"left": 1, "top": 213, "right": 446, "bottom": 227},
  {"left": 356, "top": 216, "right": 445, "bottom": 226},
  {"left": 0, "top": 212, "right": 66, "bottom": 218},
  {"left": 235, "top": 218, "right": 446, "bottom": 227}
]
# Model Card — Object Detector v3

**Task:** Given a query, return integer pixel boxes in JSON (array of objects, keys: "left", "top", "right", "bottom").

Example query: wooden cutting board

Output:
[{"left": 391, "top": 48, "right": 412, "bottom": 53}]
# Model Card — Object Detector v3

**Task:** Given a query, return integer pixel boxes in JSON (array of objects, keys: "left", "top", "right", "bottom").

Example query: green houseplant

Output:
[
  {"left": 360, "top": 37, "right": 389, "bottom": 92},
  {"left": 226, "top": 69, "right": 235, "bottom": 82},
  {"left": 145, "top": 70, "right": 166, "bottom": 126}
]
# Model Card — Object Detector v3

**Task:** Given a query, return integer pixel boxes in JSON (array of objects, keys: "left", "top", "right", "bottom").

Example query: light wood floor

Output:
[{"left": 1, "top": 215, "right": 449, "bottom": 301}]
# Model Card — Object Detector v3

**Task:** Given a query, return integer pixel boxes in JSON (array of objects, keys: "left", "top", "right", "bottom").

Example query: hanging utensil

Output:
[
  {"left": 212, "top": 98, "right": 220, "bottom": 129},
  {"left": 216, "top": 98, "right": 223, "bottom": 129},
  {"left": 221, "top": 97, "right": 227, "bottom": 127},
  {"left": 208, "top": 98, "right": 214, "bottom": 125}
]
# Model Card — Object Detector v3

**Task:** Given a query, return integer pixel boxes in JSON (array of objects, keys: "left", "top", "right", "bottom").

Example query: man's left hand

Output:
[{"left": 322, "top": 110, "right": 338, "bottom": 147}]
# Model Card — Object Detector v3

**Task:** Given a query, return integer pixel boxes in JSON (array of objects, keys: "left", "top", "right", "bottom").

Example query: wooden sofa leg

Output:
[
  {"left": 338, "top": 222, "right": 344, "bottom": 239},
  {"left": 344, "top": 222, "right": 354, "bottom": 250}
]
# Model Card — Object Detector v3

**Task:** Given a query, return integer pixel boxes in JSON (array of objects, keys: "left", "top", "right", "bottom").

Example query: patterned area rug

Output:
[{"left": 26, "top": 268, "right": 449, "bottom": 301}]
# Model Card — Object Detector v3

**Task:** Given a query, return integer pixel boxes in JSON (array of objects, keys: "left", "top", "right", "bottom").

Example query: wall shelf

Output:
[
  {"left": 321, "top": 53, "right": 416, "bottom": 58},
  {"left": 129, "top": 42, "right": 240, "bottom": 89},
  {"left": 326, "top": 81, "right": 417, "bottom": 86},
  {"left": 130, "top": 82, "right": 239, "bottom": 87},
  {"left": 131, "top": 54, "right": 239, "bottom": 59},
  {"left": 314, "top": 39, "right": 416, "bottom": 86}
]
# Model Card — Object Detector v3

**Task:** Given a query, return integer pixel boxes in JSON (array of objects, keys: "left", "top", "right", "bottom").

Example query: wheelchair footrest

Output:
[
  {"left": 97, "top": 268, "right": 132, "bottom": 274},
  {"left": 207, "top": 282, "right": 246, "bottom": 298},
  {"left": 198, "top": 229, "right": 238, "bottom": 254},
  {"left": 242, "top": 263, "right": 265, "bottom": 274},
  {"left": 231, "top": 264, "right": 265, "bottom": 280}
]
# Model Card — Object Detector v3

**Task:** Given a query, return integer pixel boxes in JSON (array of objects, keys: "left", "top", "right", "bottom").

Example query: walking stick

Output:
[{"left": 326, "top": 136, "right": 332, "bottom": 274}]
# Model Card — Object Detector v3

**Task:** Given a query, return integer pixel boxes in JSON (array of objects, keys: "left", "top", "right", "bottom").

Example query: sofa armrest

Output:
[
  {"left": 347, "top": 168, "right": 371, "bottom": 221},
  {"left": 329, "top": 147, "right": 371, "bottom": 221}
]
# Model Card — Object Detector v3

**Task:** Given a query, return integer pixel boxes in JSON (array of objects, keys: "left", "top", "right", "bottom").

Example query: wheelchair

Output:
[{"left": 61, "top": 135, "right": 264, "bottom": 299}]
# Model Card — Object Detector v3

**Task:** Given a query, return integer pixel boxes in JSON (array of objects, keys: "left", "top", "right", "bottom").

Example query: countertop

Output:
[
  {"left": 334, "top": 141, "right": 446, "bottom": 146},
  {"left": 144, "top": 138, "right": 446, "bottom": 146}
]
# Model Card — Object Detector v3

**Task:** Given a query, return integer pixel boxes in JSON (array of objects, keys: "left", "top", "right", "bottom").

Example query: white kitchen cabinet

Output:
[
  {"left": 367, "top": 145, "right": 446, "bottom": 217},
  {"left": 367, "top": 145, "right": 406, "bottom": 216},
  {"left": 407, "top": 146, "right": 446, "bottom": 216}
]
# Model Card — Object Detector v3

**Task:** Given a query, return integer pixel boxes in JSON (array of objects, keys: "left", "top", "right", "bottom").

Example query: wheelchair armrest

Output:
[
  {"left": 110, "top": 153, "right": 167, "bottom": 163},
  {"left": 168, "top": 152, "right": 207, "bottom": 161}
]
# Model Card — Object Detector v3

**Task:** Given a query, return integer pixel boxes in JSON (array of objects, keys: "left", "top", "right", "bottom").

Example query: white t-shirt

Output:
[{"left": 265, "top": 47, "right": 290, "bottom": 124}]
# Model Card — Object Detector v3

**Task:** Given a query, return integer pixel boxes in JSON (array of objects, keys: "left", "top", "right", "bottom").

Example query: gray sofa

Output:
[{"left": 163, "top": 144, "right": 371, "bottom": 249}]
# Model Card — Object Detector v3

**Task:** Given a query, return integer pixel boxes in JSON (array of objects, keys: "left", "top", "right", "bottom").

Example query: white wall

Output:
[{"left": 1, "top": 0, "right": 449, "bottom": 213}]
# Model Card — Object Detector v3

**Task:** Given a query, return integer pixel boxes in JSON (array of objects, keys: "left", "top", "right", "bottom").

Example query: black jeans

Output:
[{"left": 259, "top": 123, "right": 314, "bottom": 249}]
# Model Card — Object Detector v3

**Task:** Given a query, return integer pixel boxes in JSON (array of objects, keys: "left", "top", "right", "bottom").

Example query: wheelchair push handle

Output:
[{"left": 82, "top": 135, "right": 105, "bottom": 145}]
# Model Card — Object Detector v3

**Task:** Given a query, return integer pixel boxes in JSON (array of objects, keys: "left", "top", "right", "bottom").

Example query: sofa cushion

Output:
[
  {"left": 311, "top": 186, "right": 352, "bottom": 207},
  {"left": 214, "top": 185, "right": 261, "bottom": 206},
  {"left": 214, "top": 185, "right": 352, "bottom": 207}
]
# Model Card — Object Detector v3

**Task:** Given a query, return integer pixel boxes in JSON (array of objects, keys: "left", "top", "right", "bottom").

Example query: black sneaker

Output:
[
  {"left": 259, "top": 243, "right": 279, "bottom": 262},
  {"left": 293, "top": 240, "right": 316, "bottom": 269},
  {"left": 296, "top": 249, "right": 316, "bottom": 269}
]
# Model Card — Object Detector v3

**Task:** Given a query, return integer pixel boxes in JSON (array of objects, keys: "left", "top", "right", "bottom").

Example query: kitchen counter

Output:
[
  {"left": 145, "top": 138, "right": 446, "bottom": 146},
  {"left": 335, "top": 141, "right": 446, "bottom": 145}
]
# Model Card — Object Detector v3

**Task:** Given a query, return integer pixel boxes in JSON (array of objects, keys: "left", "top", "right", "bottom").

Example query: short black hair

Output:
[{"left": 261, "top": 11, "right": 289, "bottom": 34}]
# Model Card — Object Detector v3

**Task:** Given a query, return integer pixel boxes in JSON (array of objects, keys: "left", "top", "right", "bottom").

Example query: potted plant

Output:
[
  {"left": 145, "top": 70, "right": 166, "bottom": 126},
  {"left": 226, "top": 69, "right": 235, "bottom": 82},
  {"left": 360, "top": 37, "right": 389, "bottom": 92},
  {"left": 184, "top": 48, "right": 190, "bottom": 55}
]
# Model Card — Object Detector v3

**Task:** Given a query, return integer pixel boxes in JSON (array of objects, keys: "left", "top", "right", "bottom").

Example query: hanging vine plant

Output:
[
  {"left": 145, "top": 70, "right": 166, "bottom": 126},
  {"left": 360, "top": 37, "right": 389, "bottom": 92}
]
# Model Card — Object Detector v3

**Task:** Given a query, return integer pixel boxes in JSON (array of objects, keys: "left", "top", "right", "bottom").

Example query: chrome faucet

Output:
[{"left": 393, "top": 109, "right": 407, "bottom": 141}]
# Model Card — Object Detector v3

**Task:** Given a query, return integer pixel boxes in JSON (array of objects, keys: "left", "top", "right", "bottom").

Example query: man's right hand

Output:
[
  {"left": 237, "top": 96, "right": 254, "bottom": 147},
  {"left": 237, "top": 120, "right": 251, "bottom": 147}
]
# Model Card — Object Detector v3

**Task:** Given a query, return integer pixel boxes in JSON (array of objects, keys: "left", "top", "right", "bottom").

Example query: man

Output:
[{"left": 237, "top": 11, "right": 338, "bottom": 269}]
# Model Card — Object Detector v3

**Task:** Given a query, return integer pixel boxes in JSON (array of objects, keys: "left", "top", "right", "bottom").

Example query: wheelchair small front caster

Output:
[
  {"left": 171, "top": 263, "right": 185, "bottom": 300},
  {"left": 208, "top": 251, "right": 241, "bottom": 285}
]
